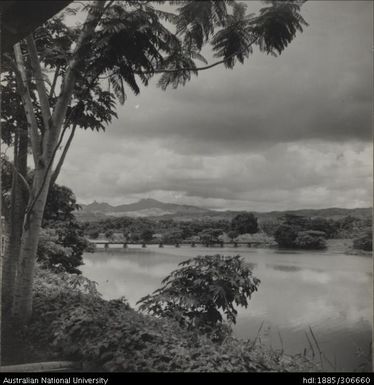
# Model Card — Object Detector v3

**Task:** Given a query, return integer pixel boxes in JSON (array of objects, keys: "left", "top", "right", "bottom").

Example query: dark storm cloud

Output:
[{"left": 101, "top": 0, "right": 373, "bottom": 156}]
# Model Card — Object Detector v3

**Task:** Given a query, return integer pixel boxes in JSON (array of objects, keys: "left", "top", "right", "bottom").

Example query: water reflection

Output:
[
  {"left": 82, "top": 246, "right": 372, "bottom": 371},
  {"left": 266, "top": 264, "right": 303, "bottom": 272}
]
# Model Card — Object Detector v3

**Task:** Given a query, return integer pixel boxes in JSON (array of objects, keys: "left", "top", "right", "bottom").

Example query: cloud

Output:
[
  {"left": 99, "top": 0, "right": 372, "bottom": 156},
  {"left": 60, "top": 135, "right": 372, "bottom": 211},
  {"left": 58, "top": 1, "right": 372, "bottom": 210}
]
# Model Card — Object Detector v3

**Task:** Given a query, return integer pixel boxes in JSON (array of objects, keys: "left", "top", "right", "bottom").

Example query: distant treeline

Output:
[
  {"left": 82, "top": 213, "right": 372, "bottom": 249},
  {"left": 82, "top": 213, "right": 258, "bottom": 244}
]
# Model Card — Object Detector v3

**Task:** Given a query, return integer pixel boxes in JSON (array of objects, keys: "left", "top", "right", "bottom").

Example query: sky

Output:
[{"left": 58, "top": 1, "right": 373, "bottom": 211}]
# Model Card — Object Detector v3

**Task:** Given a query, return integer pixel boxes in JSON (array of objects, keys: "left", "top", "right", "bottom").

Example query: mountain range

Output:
[
  {"left": 77, "top": 198, "right": 211, "bottom": 221},
  {"left": 76, "top": 198, "right": 371, "bottom": 222}
]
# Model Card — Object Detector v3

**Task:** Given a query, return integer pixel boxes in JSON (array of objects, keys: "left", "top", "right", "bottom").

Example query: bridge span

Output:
[{"left": 90, "top": 240, "right": 263, "bottom": 250}]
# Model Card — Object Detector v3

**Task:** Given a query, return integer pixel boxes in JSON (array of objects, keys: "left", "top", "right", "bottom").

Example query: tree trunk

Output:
[
  {"left": 11, "top": 164, "right": 51, "bottom": 323},
  {"left": 10, "top": 0, "right": 105, "bottom": 324},
  {"left": 2, "top": 125, "right": 28, "bottom": 314}
]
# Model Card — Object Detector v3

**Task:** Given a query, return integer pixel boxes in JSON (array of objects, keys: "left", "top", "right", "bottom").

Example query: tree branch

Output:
[
  {"left": 26, "top": 34, "right": 52, "bottom": 137},
  {"left": 24, "top": 71, "right": 103, "bottom": 228},
  {"left": 12, "top": 45, "right": 41, "bottom": 164},
  {"left": 50, "top": 124, "right": 76, "bottom": 186},
  {"left": 103, "top": 0, "right": 115, "bottom": 13},
  {"left": 49, "top": 64, "right": 60, "bottom": 100},
  {"left": 51, "top": 0, "right": 106, "bottom": 136},
  {"left": 134, "top": 35, "right": 260, "bottom": 76},
  {"left": 23, "top": 123, "right": 69, "bottom": 228}
]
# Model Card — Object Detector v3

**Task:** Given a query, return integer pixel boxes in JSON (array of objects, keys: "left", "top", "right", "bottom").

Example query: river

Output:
[{"left": 81, "top": 243, "right": 372, "bottom": 371}]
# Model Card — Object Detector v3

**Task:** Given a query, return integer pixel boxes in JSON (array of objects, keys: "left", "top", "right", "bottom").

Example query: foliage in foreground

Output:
[
  {"left": 37, "top": 221, "right": 92, "bottom": 274},
  {"left": 137, "top": 255, "right": 260, "bottom": 340},
  {"left": 37, "top": 183, "right": 94, "bottom": 274},
  {"left": 27, "top": 267, "right": 317, "bottom": 372}
]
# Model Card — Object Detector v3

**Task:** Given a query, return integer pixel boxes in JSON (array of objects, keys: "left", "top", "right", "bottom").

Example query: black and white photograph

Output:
[{"left": 0, "top": 0, "right": 372, "bottom": 377}]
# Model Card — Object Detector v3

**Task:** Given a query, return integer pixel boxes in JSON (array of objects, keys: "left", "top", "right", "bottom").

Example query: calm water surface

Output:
[{"left": 81, "top": 245, "right": 372, "bottom": 371}]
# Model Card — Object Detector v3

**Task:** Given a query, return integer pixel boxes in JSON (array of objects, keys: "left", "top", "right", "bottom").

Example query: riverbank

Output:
[
  {"left": 8, "top": 267, "right": 321, "bottom": 372},
  {"left": 326, "top": 238, "right": 372, "bottom": 256}
]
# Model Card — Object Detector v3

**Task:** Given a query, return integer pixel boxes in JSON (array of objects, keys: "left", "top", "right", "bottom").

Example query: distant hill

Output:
[
  {"left": 75, "top": 199, "right": 372, "bottom": 223},
  {"left": 156, "top": 207, "right": 372, "bottom": 222},
  {"left": 77, "top": 198, "right": 212, "bottom": 221}
]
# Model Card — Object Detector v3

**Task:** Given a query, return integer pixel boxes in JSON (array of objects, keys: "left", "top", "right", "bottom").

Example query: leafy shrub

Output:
[
  {"left": 227, "top": 230, "right": 239, "bottom": 241},
  {"left": 353, "top": 232, "right": 372, "bottom": 252},
  {"left": 161, "top": 229, "right": 184, "bottom": 244},
  {"left": 37, "top": 220, "right": 89, "bottom": 274},
  {"left": 275, "top": 224, "right": 327, "bottom": 250},
  {"left": 28, "top": 268, "right": 317, "bottom": 372},
  {"left": 231, "top": 213, "right": 258, "bottom": 235},
  {"left": 294, "top": 231, "right": 327, "bottom": 250},
  {"left": 333, "top": 216, "right": 371, "bottom": 239},
  {"left": 274, "top": 224, "right": 298, "bottom": 248},
  {"left": 55, "top": 220, "right": 90, "bottom": 267},
  {"left": 281, "top": 214, "right": 310, "bottom": 230},
  {"left": 87, "top": 229, "right": 100, "bottom": 239},
  {"left": 258, "top": 220, "right": 278, "bottom": 236},
  {"left": 137, "top": 255, "right": 260, "bottom": 339},
  {"left": 37, "top": 231, "right": 76, "bottom": 274},
  {"left": 309, "top": 218, "right": 336, "bottom": 238},
  {"left": 141, "top": 229, "right": 154, "bottom": 242},
  {"left": 198, "top": 229, "right": 223, "bottom": 245},
  {"left": 85, "top": 241, "right": 96, "bottom": 253},
  {"left": 26, "top": 266, "right": 104, "bottom": 358},
  {"left": 43, "top": 184, "right": 80, "bottom": 225}
]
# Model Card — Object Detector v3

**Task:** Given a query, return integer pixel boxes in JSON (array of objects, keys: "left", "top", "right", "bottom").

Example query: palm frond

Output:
[
  {"left": 109, "top": 71, "right": 126, "bottom": 105},
  {"left": 254, "top": 1, "right": 308, "bottom": 56},
  {"left": 211, "top": 3, "right": 256, "bottom": 69},
  {"left": 176, "top": 1, "right": 229, "bottom": 50},
  {"left": 157, "top": 52, "right": 197, "bottom": 90}
]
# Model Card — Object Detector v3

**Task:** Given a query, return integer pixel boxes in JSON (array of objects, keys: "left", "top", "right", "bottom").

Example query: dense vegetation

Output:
[
  {"left": 37, "top": 184, "right": 92, "bottom": 274},
  {"left": 1, "top": 160, "right": 94, "bottom": 275},
  {"left": 83, "top": 213, "right": 251, "bottom": 244},
  {"left": 273, "top": 214, "right": 372, "bottom": 251},
  {"left": 353, "top": 231, "right": 372, "bottom": 252},
  {"left": 82, "top": 211, "right": 371, "bottom": 252},
  {"left": 17, "top": 265, "right": 318, "bottom": 372},
  {"left": 230, "top": 213, "right": 258, "bottom": 236},
  {"left": 274, "top": 215, "right": 328, "bottom": 250}
]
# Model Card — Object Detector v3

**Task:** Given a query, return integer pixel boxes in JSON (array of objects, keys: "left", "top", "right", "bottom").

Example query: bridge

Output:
[{"left": 90, "top": 240, "right": 263, "bottom": 250}]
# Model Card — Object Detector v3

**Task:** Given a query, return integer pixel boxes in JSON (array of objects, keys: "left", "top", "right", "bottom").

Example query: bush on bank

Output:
[
  {"left": 26, "top": 266, "right": 318, "bottom": 372},
  {"left": 294, "top": 230, "right": 327, "bottom": 250},
  {"left": 353, "top": 231, "right": 372, "bottom": 252},
  {"left": 137, "top": 255, "right": 261, "bottom": 341}
]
